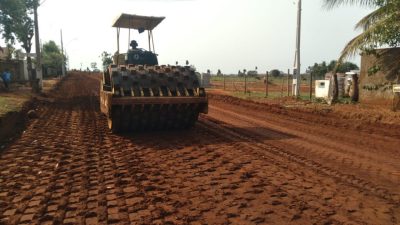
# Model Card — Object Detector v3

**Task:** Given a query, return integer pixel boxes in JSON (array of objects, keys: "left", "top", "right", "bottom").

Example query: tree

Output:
[
  {"left": 0, "top": 0, "right": 37, "bottom": 83},
  {"left": 5, "top": 43, "right": 14, "bottom": 60},
  {"left": 14, "top": 48, "right": 24, "bottom": 59},
  {"left": 238, "top": 70, "right": 244, "bottom": 77},
  {"left": 308, "top": 61, "right": 328, "bottom": 79},
  {"left": 217, "top": 69, "right": 222, "bottom": 76},
  {"left": 327, "top": 60, "right": 359, "bottom": 73},
  {"left": 323, "top": 0, "right": 400, "bottom": 101},
  {"left": 308, "top": 60, "right": 359, "bottom": 79},
  {"left": 270, "top": 69, "right": 281, "bottom": 77},
  {"left": 100, "top": 51, "right": 113, "bottom": 69},
  {"left": 42, "top": 40, "right": 64, "bottom": 75},
  {"left": 324, "top": 0, "right": 400, "bottom": 60}
]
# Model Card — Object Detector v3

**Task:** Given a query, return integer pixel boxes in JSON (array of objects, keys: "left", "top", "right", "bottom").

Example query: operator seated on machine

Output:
[
  {"left": 130, "top": 40, "right": 139, "bottom": 50},
  {"left": 126, "top": 40, "right": 158, "bottom": 66}
]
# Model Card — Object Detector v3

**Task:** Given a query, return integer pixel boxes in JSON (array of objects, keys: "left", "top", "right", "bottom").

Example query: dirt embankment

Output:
[
  {"left": 0, "top": 103, "right": 31, "bottom": 150},
  {"left": 0, "top": 73, "right": 399, "bottom": 225},
  {"left": 0, "top": 77, "right": 66, "bottom": 151}
]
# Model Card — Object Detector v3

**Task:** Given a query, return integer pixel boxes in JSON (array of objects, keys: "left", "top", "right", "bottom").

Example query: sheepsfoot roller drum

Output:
[
  {"left": 100, "top": 14, "right": 208, "bottom": 132},
  {"left": 100, "top": 65, "right": 208, "bottom": 132}
]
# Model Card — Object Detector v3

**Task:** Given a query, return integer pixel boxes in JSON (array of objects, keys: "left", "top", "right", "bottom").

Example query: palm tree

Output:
[{"left": 324, "top": 0, "right": 400, "bottom": 101}]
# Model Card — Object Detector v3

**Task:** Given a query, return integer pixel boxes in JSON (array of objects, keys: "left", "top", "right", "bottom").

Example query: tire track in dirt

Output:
[
  {"left": 207, "top": 97, "right": 400, "bottom": 159},
  {"left": 207, "top": 96, "right": 400, "bottom": 192},
  {"left": 198, "top": 117, "right": 399, "bottom": 203},
  {"left": 208, "top": 104, "right": 400, "bottom": 189},
  {"left": 0, "top": 73, "right": 399, "bottom": 224}
]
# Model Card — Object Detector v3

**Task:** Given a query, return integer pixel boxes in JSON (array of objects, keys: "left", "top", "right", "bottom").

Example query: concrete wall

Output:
[
  {"left": 0, "top": 59, "right": 29, "bottom": 82},
  {"left": 360, "top": 47, "right": 400, "bottom": 105}
]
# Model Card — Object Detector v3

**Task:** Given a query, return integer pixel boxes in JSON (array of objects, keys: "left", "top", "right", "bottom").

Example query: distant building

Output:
[
  {"left": 0, "top": 46, "right": 9, "bottom": 60},
  {"left": 247, "top": 70, "right": 258, "bottom": 76},
  {"left": 0, "top": 46, "right": 29, "bottom": 82}
]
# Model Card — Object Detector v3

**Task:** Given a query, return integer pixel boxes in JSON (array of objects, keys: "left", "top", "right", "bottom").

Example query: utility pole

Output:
[
  {"left": 287, "top": 69, "right": 290, "bottom": 96},
  {"left": 244, "top": 73, "right": 247, "bottom": 94},
  {"left": 281, "top": 71, "right": 284, "bottom": 97},
  {"left": 33, "top": 0, "right": 42, "bottom": 91},
  {"left": 265, "top": 71, "right": 268, "bottom": 97},
  {"left": 309, "top": 72, "right": 313, "bottom": 100},
  {"left": 60, "top": 30, "right": 65, "bottom": 76},
  {"left": 294, "top": 0, "right": 302, "bottom": 98}
]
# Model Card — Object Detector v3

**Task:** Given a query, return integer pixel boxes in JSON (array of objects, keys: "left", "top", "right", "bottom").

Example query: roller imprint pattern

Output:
[{"left": 0, "top": 73, "right": 399, "bottom": 225}]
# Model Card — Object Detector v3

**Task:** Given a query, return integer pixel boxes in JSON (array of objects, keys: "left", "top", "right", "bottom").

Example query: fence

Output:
[{"left": 211, "top": 75, "right": 302, "bottom": 97}]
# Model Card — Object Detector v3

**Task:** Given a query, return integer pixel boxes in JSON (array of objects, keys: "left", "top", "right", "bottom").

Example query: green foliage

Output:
[
  {"left": 328, "top": 60, "right": 359, "bottom": 73},
  {"left": 0, "top": 0, "right": 37, "bottom": 54},
  {"left": 367, "top": 64, "right": 381, "bottom": 76},
  {"left": 5, "top": 43, "right": 14, "bottom": 60},
  {"left": 43, "top": 40, "right": 60, "bottom": 53},
  {"left": 323, "top": 0, "right": 400, "bottom": 60},
  {"left": 42, "top": 40, "right": 64, "bottom": 70},
  {"left": 308, "top": 60, "right": 359, "bottom": 78},
  {"left": 308, "top": 61, "right": 328, "bottom": 79},
  {"left": 238, "top": 70, "right": 244, "bottom": 77},
  {"left": 100, "top": 51, "right": 113, "bottom": 69},
  {"left": 0, "top": 95, "right": 30, "bottom": 116},
  {"left": 238, "top": 69, "right": 248, "bottom": 77},
  {"left": 13, "top": 49, "right": 23, "bottom": 59},
  {"left": 270, "top": 69, "right": 281, "bottom": 77},
  {"left": 368, "top": 48, "right": 400, "bottom": 81}
]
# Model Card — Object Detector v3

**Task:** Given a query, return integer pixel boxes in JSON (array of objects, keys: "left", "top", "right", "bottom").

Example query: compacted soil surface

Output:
[{"left": 0, "top": 72, "right": 399, "bottom": 225}]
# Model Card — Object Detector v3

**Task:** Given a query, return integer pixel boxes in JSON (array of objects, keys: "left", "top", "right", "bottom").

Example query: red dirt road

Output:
[{"left": 0, "top": 73, "right": 399, "bottom": 224}]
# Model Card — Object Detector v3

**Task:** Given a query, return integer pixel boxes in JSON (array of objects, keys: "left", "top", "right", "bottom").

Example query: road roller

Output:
[{"left": 100, "top": 14, "right": 208, "bottom": 132}]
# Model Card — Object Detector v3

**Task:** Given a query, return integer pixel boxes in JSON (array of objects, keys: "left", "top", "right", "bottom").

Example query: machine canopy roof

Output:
[{"left": 112, "top": 14, "right": 165, "bottom": 31}]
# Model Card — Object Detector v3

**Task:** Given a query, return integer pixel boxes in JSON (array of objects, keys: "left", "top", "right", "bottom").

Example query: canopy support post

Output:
[
  {"left": 147, "top": 30, "right": 151, "bottom": 52},
  {"left": 117, "top": 27, "right": 120, "bottom": 53},
  {"left": 150, "top": 30, "right": 155, "bottom": 54},
  {"left": 128, "top": 28, "right": 131, "bottom": 50},
  {"left": 117, "top": 27, "right": 120, "bottom": 64}
]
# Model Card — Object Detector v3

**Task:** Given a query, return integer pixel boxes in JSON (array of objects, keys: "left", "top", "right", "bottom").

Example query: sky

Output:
[{"left": 3, "top": 0, "right": 373, "bottom": 74}]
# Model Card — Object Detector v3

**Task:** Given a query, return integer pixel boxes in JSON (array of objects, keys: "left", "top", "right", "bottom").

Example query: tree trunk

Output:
[
  {"left": 27, "top": 56, "right": 33, "bottom": 83},
  {"left": 351, "top": 74, "right": 359, "bottom": 102},
  {"left": 27, "top": 55, "right": 39, "bottom": 93},
  {"left": 332, "top": 73, "right": 339, "bottom": 102},
  {"left": 393, "top": 75, "right": 400, "bottom": 111}
]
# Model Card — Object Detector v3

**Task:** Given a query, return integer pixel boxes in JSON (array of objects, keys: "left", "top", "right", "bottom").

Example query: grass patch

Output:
[{"left": 0, "top": 95, "right": 30, "bottom": 117}]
